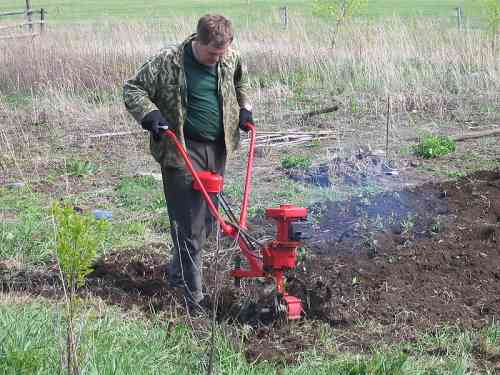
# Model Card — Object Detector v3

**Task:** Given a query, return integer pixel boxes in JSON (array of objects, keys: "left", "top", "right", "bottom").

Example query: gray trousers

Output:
[{"left": 161, "top": 138, "right": 226, "bottom": 304}]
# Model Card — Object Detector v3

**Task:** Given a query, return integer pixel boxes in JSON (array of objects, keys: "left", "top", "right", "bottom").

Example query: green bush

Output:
[
  {"left": 281, "top": 155, "right": 312, "bottom": 169},
  {"left": 66, "top": 159, "right": 97, "bottom": 177},
  {"left": 52, "top": 202, "right": 108, "bottom": 288},
  {"left": 413, "top": 134, "right": 456, "bottom": 159}
]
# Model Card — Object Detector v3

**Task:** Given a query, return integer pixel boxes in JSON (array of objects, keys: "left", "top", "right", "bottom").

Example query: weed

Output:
[
  {"left": 350, "top": 96, "right": 360, "bottom": 113},
  {"left": 374, "top": 214, "right": 385, "bottom": 231},
  {"left": 281, "top": 155, "right": 312, "bottom": 170},
  {"left": 149, "top": 215, "right": 170, "bottom": 233},
  {"left": 295, "top": 246, "right": 308, "bottom": 272},
  {"left": 361, "top": 232, "right": 378, "bottom": 258},
  {"left": 477, "top": 321, "right": 500, "bottom": 357},
  {"left": 66, "top": 159, "right": 98, "bottom": 177},
  {"left": 401, "top": 214, "right": 416, "bottom": 235},
  {"left": 446, "top": 170, "right": 466, "bottom": 178},
  {"left": 413, "top": 134, "right": 456, "bottom": 159},
  {"left": 430, "top": 216, "right": 445, "bottom": 234}
]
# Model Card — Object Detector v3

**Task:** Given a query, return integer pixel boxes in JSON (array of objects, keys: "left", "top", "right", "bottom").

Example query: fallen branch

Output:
[
  {"left": 266, "top": 135, "right": 337, "bottom": 148},
  {"left": 300, "top": 105, "right": 340, "bottom": 120},
  {"left": 452, "top": 128, "right": 500, "bottom": 142},
  {"left": 242, "top": 133, "right": 337, "bottom": 148},
  {"left": 255, "top": 130, "right": 339, "bottom": 136},
  {"left": 405, "top": 127, "right": 500, "bottom": 143},
  {"left": 88, "top": 130, "right": 143, "bottom": 138}
]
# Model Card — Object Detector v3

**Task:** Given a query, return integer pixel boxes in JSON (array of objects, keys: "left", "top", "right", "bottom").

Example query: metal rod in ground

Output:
[
  {"left": 206, "top": 221, "right": 221, "bottom": 375},
  {"left": 386, "top": 95, "right": 391, "bottom": 158}
]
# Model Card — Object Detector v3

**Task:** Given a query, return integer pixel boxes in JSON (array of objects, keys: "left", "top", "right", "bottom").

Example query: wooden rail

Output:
[
  {"left": 0, "top": 21, "right": 44, "bottom": 31},
  {"left": 0, "top": 1, "right": 46, "bottom": 38},
  {"left": 0, "top": 9, "right": 44, "bottom": 17}
]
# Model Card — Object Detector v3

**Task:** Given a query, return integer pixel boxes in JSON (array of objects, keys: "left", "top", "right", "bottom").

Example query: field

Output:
[
  {"left": 0, "top": 0, "right": 487, "bottom": 23},
  {"left": 1, "top": 1, "right": 500, "bottom": 374}
]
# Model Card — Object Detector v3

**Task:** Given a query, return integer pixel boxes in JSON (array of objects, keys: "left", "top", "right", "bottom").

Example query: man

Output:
[{"left": 123, "top": 14, "right": 253, "bottom": 311}]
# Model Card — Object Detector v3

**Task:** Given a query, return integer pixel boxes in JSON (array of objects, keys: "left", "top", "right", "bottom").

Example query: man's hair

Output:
[{"left": 196, "top": 14, "right": 233, "bottom": 47}]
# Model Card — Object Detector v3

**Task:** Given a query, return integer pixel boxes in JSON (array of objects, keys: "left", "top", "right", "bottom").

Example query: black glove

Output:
[
  {"left": 141, "top": 110, "right": 170, "bottom": 141},
  {"left": 239, "top": 108, "right": 253, "bottom": 132}
]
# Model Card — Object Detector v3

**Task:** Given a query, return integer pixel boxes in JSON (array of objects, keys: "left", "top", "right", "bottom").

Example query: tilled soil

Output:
[{"left": 2, "top": 170, "right": 500, "bottom": 363}]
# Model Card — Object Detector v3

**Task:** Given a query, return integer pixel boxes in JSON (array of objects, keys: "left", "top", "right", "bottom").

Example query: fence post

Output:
[
  {"left": 40, "top": 8, "right": 45, "bottom": 33},
  {"left": 25, "top": 0, "right": 33, "bottom": 33},
  {"left": 280, "top": 6, "right": 288, "bottom": 28},
  {"left": 455, "top": 7, "right": 462, "bottom": 31}
]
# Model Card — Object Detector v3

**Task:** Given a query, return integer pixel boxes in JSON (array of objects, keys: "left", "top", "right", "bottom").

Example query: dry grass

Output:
[{"left": 0, "top": 16, "right": 498, "bottom": 183}]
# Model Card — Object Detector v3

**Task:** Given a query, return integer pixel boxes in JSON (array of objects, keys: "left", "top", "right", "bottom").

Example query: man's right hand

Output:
[{"left": 141, "top": 110, "right": 170, "bottom": 141}]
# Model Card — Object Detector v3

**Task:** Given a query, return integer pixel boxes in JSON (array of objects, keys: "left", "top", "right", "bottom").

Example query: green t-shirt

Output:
[{"left": 183, "top": 42, "right": 222, "bottom": 142}]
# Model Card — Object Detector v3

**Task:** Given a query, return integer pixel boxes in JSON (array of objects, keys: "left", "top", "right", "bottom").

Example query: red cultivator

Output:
[{"left": 162, "top": 123, "right": 311, "bottom": 321}]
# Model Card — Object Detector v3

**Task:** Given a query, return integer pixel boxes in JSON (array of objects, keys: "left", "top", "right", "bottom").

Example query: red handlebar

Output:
[
  {"left": 162, "top": 122, "right": 256, "bottom": 235},
  {"left": 240, "top": 122, "right": 256, "bottom": 229}
]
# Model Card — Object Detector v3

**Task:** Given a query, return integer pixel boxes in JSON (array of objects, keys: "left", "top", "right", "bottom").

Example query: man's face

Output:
[{"left": 194, "top": 41, "right": 230, "bottom": 66}]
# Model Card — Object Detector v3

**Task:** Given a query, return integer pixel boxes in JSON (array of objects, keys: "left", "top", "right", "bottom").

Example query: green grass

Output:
[
  {"left": 0, "top": 302, "right": 208, "bottom": 374},
  {"left": 0, "top": 0, "right": 485, "bottom": 24},
  {"left": 0, "top": 187, "right": 53, "bottom": 263},
  {"left": 0, "top": 182, "right": 165, "bottom": 264},
  {"left": 0, "top": 302, "right": 276, "bottom": 374},
  {"left": 115, "top": 175, "right": 165, "bottom": 212},
  {"left": 2, "top": 301, "right": 499, "bottom": 374}
]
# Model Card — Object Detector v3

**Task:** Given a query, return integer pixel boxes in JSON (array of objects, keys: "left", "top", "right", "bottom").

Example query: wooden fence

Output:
[{"left": 0, "top": 0, "right": 46, "bottom": 40}]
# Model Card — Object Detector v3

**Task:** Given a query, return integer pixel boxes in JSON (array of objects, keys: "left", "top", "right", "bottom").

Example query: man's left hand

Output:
[{"left": 239, "top": 108, "right": 253, "bottom": 132}]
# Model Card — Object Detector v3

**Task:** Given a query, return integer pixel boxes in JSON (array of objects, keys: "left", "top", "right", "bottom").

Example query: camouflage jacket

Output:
[{"left": 123, "top": 34, "right": 251, "bottom": 169}]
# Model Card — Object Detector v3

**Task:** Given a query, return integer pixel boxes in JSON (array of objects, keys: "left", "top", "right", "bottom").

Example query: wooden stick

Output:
[
  {"left": 242, "top": 134, "right": 334, "bottom": 145},
  {"left": 265, "top": 136, "right": 338, "bottom": 148},
  {"left": 0, "top": 10, "right": 26, "bottom": 17},
  {"left": 88, "top": 130, "right": 143, "bottom": 138},
  {"left": 452, "top": 129, "right": 500, "bottom": 142},
  {"left": 385, "top": 95, "right": 391, "bottom": 158},
  {"left": 253, "top": 130, "right": 338, "bottom": 136},
  {"left": 405, "top": 127, "right": 500, "bottom": 143},
  {"left": 243, "top": 135, "right": 338, "bottom": 148},
  {"left": 300, "top": 105, "right": 339, "bottom": 120}
]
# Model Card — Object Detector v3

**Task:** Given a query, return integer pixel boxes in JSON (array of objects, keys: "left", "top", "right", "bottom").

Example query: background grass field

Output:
[{"left": 0, "top": 0, "right": 485, "bottom": 24}]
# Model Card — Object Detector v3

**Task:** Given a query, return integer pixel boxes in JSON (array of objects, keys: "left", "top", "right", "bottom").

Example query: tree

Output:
[
  {"left": 482, "top": 0, "right": 500, "bottom": 55},
  {"left": 468, "top": 0, "right": 500, "bottom": 55},
  {"left": 52, "top": 203, "right": 108, "bottom": 375},
  {"left": 313, "top": 0, "right": 369, "bottom": 47}
]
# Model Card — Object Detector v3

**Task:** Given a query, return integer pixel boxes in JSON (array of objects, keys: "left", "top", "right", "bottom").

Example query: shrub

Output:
[
  {"left": 52, "top": 202, "right": 109, "bottom": 375},
  {"left": 66, "top": 159, "right": 97, "bottom": 177},
  {"left": 281, "top": 155, "right": 313, "bottom": 169},
  {"left": 413, "top": 134, "right": 456, "bottom": 159}
]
